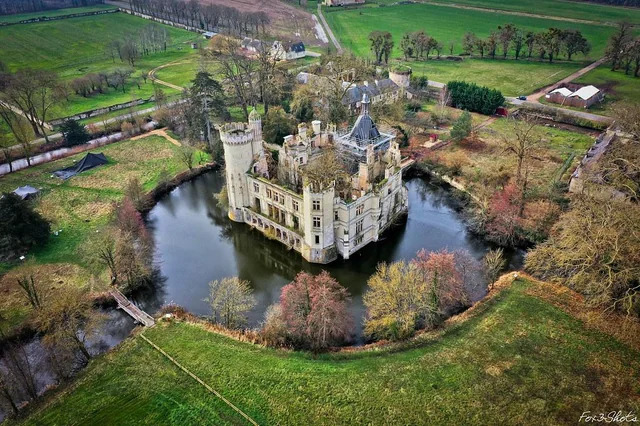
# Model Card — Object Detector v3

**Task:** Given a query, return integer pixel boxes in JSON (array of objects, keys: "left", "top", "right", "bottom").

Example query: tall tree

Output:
[
  {"left": 563, "top": 30, "right": 591, "bottom": 60},
  {"left": 606, "top": 21, "right": 633, "bottom": 71},
  {"left": 206, "top": 277, "right": 256, "bottom": 329},
  {"left": 498, "top": 23, "right": 517, "bottom": 58}
]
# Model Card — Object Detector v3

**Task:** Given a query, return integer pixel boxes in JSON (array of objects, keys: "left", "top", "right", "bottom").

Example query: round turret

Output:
[{"left": 389, "top": 66, "right": 412, "bottom": 89}]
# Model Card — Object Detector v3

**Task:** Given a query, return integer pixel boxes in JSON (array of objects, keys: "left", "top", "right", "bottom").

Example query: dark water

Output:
[
  {"left": 0, "top": 170, "right": 523, "bottom": 422},
  {"left": 146, "top": 170, "right": 523, "bottom": 331}
]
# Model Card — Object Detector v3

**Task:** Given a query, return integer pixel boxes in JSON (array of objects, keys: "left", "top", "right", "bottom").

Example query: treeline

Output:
[
  {"left": 0, "top": 0, "right": 103, "bottom": 15},
  {"left": 369, "top": 24, "right": 591, "bottom": 65},
  {"left": 605, "top": 22, "right": 640, "bottom": 77},
  {"left": 128, "top": 0, "right": 270, "bottom": 36},
  {"left": 577, "top": 0, "right": 640, "bottom": 6},
  {"left": 447, "top": 81, "right": 505, "bottom": 115},
  {"left": 462, "top": 25, "right": 590, "bottom": 63}
]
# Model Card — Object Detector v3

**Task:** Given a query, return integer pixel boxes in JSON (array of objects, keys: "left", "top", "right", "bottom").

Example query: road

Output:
[{"left": 317, "top": 4, "right": 342, "bottom": 53}]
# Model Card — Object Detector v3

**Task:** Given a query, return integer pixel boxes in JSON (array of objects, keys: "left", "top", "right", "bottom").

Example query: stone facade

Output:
[{"left": 220, "top": 98, "right": 408, "bottom": 264}]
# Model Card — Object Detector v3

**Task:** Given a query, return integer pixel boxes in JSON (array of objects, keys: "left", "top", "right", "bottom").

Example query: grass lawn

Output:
[
  {"left": 324, "top": 3, "right": 615, "bottom": 61},
  {"left": 18, "top": 278, "right": 640, "bottom": 425},
  {"left": 0, "top": 134, "right": 210, "bottom": 332},
  {"left": 153, "top": 56, "right": 224, "bottom": 89},
  {"left": 427, "top": 0, "right": 640, "bottom": 26},
  {"left": 0, "top": 4, "right": 117, "bottom": 23},
  {"left": 408, "top": 59, "right": 584, "bottom": 96},
  {"left": 572, "top": 65, "right": 640, "bottom": 116}
]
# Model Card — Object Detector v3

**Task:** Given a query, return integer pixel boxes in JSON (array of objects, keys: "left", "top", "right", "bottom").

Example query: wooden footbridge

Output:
[{"left": 110, "top": 288, "right": 155, "bottom": 327}]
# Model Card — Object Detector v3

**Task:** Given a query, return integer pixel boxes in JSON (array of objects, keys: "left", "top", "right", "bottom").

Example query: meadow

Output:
[
  {"left": 0, "top": 4, "right": 116, "bottom": 23},
  {"left": 408, "top": 59, "right": 584, "bottom": 97},
  {"left": 324, "top": 3, "right": 615, "bottom": 60},
  {"left": 323, "top": 2, "right": 624, "bottom": 95},
  {"left": 421, "top": 0, "right": 640, "bottom": 26},
  {"left": 0, "top": 13, "right": 198, "bottom": 117},
  {"left": 17, "top": 279, "right": 640, "bottom": 425},
  {"left": 0, "top": 134, "right": 210, "bottom": 331}
]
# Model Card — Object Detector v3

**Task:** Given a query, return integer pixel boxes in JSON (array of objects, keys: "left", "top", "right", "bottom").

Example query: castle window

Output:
[
  {"left": 356, "top": 219, "right": 363, "bottom": 234},
  {"left": 355, "top": 235, "right": 363, "bottom": 246},
  {"left": 312, "top": 200, "right": 321, "bottom": 211},
  {"left": 356, "top": 204, "right": 364, "bottom": 216},
  {"left": 334, "top": 210, "right": 339, "bottom": 221},
  {"left": 292, "top": 200, "right": 299, "bottom": 211},
  {"left": 266, "top": 188, "right": 272, "bottom": 199},
  {"left": 313, "top": 216, "right": 321, "bottom": 229},
  {"left": 315, "top": 235, "right": 320, "bottom": 245},
  {"left": 254, "top": 182, "right": 260, "bottom": 193}
]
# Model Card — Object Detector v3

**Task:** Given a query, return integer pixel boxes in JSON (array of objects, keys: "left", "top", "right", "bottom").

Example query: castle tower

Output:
[
  {"left": 220, "top": 123, "right": 259, "bottom": 222},
  {"left": 248, "top": 107, "right": 262, "bottom": 154}
]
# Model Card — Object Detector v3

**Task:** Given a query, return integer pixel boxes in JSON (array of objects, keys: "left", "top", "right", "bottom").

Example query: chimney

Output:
[
  {"left": 312, "top": 120, "right": 322, "bottom": 135},
  {"left": 283, "top": 135, "right": 294, "bottom": 145}
]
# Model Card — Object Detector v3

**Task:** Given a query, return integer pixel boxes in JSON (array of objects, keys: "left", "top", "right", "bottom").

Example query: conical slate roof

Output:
[{"left": 348, "top": 93, "right": 380, "bottom": 142}]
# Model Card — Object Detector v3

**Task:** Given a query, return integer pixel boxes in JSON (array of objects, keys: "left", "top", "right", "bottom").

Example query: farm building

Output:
[
  {"left": 545, "top": 85, "right": 603, "bottom": 109},
  {"left": 324, "top": 0, "right": 365, "bottom": 5}
]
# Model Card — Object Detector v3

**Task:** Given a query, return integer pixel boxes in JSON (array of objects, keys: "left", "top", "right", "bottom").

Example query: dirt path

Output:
[
  {"left": 131, "top": 128, "right": 182, "bottom": 146},
  {"left": 317, "top": 4, "right": 342, "bottom": 53},
  {"left": 426, "top": 1, "right": 618, "bottom": 27},
  {"left": 148, "top": 60, "right": 187, "bottom": 92},
  {"left": 526, "top": 57, "right": 607, "bottom": 102}
]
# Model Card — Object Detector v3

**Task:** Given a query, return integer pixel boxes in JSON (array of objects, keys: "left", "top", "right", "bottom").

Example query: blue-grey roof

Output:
[
  {"left": 348, "top": 114, "right": 381, "bottom": 141},
  {"left": 289, "top": 42, "right": 305, "bottom": 53}
]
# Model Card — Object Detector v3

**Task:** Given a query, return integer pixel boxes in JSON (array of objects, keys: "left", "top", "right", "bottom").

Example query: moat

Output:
[{"left": 144, "top": 170, "right": 522, "bottom": 332}]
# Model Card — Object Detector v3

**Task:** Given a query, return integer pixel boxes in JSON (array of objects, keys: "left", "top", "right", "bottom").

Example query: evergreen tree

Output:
[
  {"left": 60, "top": 119, "right": 90, "bottom": 147},
  {"left": 0, "top": 193, "right": 50, "bottom": 260},
  {"left": 450, "top": 110, "right": 472, "bottom": 142}
]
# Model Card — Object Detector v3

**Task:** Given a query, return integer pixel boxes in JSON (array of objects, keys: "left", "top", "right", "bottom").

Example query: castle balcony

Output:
[{"left": 245, "top": 208, "right": 303, "bottom": 251}]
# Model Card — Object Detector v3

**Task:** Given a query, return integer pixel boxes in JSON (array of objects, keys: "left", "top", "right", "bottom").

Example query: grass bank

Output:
[
  {"left": 0, "top": 134, "right": 210, "bottom": 334},
  {"left": 16, "top": 278, "right": 640, "bottom": 425}
]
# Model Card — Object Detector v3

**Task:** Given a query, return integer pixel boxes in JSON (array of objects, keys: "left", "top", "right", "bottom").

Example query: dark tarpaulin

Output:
[{"left": 53, "top": 152, "right": 108, "bottom": 180}]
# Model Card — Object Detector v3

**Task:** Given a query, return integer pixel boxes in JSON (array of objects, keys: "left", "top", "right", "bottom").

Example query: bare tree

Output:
[
  {"left": 35, "top": 286, "right": 106, "bottom": 363},
  {"left": 16, "top": 275, "right": 43, "bottom": 310},
  {"left": 210, "top": 38, "right": 257, "bottom": 121},
  {"left": 206, "top": 277, "right": 256, "bottom": 329},
  {"left": 499, "top": 115, "right": 543, "bottom": 216}
]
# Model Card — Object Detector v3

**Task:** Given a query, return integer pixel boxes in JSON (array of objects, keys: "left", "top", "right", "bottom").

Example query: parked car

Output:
[{"left": 517, "top": 95, "right": 527, "bottom": 101}]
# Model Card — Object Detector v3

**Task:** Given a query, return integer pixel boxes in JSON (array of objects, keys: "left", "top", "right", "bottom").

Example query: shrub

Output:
[{"left": 450, "top": 110, "right": 472, "bottom": 142}]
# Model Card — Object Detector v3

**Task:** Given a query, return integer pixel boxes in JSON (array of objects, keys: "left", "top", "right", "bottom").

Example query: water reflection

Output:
[{"left": 147, "top": 171, "right": 522, "bottom": 331}]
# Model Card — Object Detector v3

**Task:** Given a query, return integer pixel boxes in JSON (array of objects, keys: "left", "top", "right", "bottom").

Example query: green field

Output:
[
  {"left": 408, "top": 59, "right": 584, "bottom": 96},
  {"left": 325, "top": 3, "right": 614, "bottom": 60},
  {"left": 0, "top": 11, "right": 198, "bottom": 137},
  {"left": 428, "top": 0, "right": 640, "bottom": 26},
  {"left": 0, "top": 4, "right": 116, "bottom": 23},
  {"left": 19, "top": 279, "right": 640, "bottom": 425},
  {"left": 573, "top": 64, "right": 640, "bottom": 115}
]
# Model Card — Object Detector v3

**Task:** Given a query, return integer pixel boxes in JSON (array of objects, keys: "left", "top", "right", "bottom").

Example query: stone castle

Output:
[{"left": 220, "top": 94, "right": 408, "bottom": 264}]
